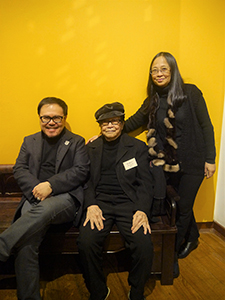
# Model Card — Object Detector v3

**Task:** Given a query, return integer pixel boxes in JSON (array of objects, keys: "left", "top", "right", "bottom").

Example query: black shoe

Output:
[
  {"left": 173, "top": 256, "right": 180, "bottom": 278},
  {"left": 178, "top": 239, "right": 199, "bottom": 259},
  {"left": 128, "top": 290, "right": 146, "bottom": 300},
  {"left": 104, "top": 287, "right": 110, "bottom": 300},
  {"left": 89, "top": 287, "right": 110, "bottom": 300}
]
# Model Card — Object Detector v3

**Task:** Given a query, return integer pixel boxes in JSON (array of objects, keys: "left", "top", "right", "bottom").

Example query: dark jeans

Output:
[
  {"left": 167, "top": 172, "right": 204, "bottom": 252},
  {"left": 0, "top": 193, "right": 77, "bottom": 300},
  {"left": 78, "top": 193, "right": 153, "bottom": 300}
]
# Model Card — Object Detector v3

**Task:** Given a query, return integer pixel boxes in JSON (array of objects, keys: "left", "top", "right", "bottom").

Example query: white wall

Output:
[{"left": 214, "top": 95, "right": 225, "bottom": 228}]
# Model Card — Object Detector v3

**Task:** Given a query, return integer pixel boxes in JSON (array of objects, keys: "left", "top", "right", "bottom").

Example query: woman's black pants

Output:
[{"left": 167, "top": 172, "right": 204, "bottom": 252}]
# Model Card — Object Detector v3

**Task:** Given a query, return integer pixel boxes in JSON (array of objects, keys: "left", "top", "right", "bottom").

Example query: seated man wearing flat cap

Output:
[{"left": 78, "top": 102, "right": 154, "bottom": 300}]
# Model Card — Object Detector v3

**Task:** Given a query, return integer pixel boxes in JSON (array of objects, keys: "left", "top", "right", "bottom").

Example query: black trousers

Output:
[
  {"left": 167, "top": 172, "right": 204, "bottom": 252},
  {"left": 78, "top": 193, "right": 153, "bottom": 300},
  {"left": 0, "top": 193, "right": 77, "bottom": 300}
]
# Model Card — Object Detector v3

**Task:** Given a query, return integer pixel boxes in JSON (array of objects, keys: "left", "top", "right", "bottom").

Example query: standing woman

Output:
[{"left": 124, "top": 52, "right": 216, "bottom": 277}]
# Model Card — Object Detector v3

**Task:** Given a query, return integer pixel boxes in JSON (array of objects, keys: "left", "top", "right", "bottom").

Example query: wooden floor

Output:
[{"left": 0, "top": 228, "right": 225, "bottom": 300}]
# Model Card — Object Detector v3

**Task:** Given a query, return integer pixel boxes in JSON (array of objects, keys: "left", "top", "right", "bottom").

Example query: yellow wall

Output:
[{"left": 0, "top": 0, "right": 225, "bottom": 222}]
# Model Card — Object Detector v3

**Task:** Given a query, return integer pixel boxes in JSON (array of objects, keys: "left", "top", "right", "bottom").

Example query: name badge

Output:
[{"left": 123, "top": 158, "right": 138, "bottom": 170}]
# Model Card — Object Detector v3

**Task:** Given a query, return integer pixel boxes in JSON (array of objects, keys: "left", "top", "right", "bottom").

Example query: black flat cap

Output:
[{"left": 95, "top": 102, "right": 125, "bottom": 122}]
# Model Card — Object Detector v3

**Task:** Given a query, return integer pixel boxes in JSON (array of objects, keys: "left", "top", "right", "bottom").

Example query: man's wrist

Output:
[{"left": 47, "top": 181, "right": 53, "bottom": 192}]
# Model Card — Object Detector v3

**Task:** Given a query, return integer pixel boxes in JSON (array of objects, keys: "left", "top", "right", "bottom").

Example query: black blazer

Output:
[
  {"left": 13, "top": 128, "right": 90, "bottom": 225},
  {"left": 84, "top": 133, "right": 153, "bottom": 217}
]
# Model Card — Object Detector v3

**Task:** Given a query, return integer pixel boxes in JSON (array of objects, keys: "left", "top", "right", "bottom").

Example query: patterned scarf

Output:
[{"left": 147, "top": 86, "right": 180, "bottom": 173}]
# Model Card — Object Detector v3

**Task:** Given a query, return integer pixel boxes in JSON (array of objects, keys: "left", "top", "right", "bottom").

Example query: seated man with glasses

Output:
[
  {"left": 78, "top": 102, "right": 154, "bottom": 300},
  {"left": 0, "top": 97, "right": 89, "bottom": 300}
]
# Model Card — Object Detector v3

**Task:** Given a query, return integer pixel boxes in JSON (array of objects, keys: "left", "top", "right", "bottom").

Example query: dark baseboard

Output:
[
  {"left": 197, "top": 221, "right": 225, "bottom": 237},
  {"left": 213, "top": 221, "right": 225, "bottom": 237},
  {"left": 197, "top": 222, "right": 214, "bottom": 230}
]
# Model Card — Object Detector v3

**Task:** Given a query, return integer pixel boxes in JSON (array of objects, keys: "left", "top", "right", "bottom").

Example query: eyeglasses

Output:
[
  {"left": 40, "top": 116, "right": 64, "bottom": 124},
  {"left": 100, "top": 119, "right": 122, "bottom": 126},
  {"left": 150, "top": 67, "right": 170, "bottom": 76}
]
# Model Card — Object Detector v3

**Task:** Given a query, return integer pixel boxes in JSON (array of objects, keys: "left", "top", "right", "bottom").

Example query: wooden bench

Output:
[{"left": 0, "top": 164, "right": 177, "bottom": 285}]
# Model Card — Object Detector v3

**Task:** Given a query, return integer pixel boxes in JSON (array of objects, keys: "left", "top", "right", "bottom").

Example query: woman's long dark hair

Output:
[{"left": 146, "top": 52, "right": 187, "bottom": 127}]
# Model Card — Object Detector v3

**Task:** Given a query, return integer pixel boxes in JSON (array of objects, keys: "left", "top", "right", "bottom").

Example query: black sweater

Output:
[
  {"left": 96, "top": 137, "right": 124, "bottom": 195},
  {"left": 124, "top": 84, "right": 216, "bottom": 175}
]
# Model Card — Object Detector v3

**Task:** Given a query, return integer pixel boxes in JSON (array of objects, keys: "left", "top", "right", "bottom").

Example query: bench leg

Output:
[{"left": 160, "top": 234, "right": 175, "bottom": 285}]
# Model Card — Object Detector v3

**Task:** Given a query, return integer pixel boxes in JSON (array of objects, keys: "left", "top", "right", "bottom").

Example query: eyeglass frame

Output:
[
  {"left": 99, "top": 118, "right": 123, "bottom": 127},
  {"left": 150, "top": 67, "right": 170, "bottom": 76},
  {"left": 40, "top": 115, "right": 64, "bottom": 124}
]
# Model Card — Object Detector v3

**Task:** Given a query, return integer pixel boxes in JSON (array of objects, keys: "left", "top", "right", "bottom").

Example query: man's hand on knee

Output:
[
  {"left": 131, "top": 211, "right": 151, "bottom": 235},
  {"left": 32, "top": 182, "right": 52, "bottom": 201},
  {"left": 83, "top": 205, "right": 105, "bottom": 231}
]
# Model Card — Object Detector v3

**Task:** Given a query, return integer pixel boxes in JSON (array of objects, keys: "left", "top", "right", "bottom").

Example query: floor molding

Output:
[
  {"left": 213, "top": 221, "right": 225, "bottom": 237},
  {"left": 197, "top": 221, "right": 225, "bottom": 237}
]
